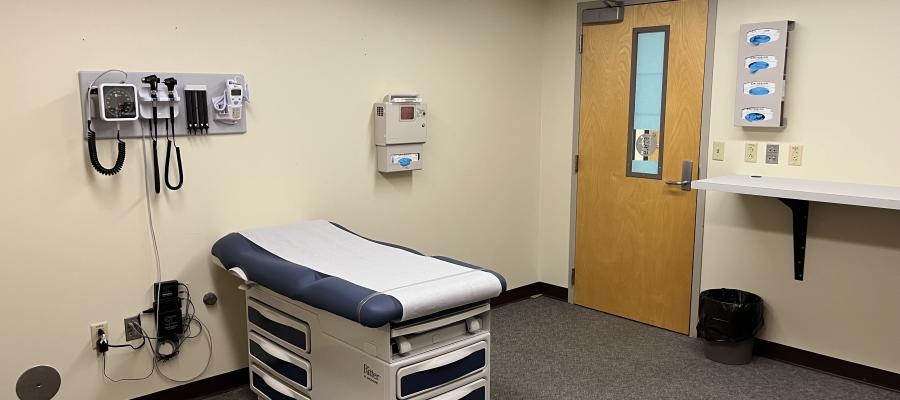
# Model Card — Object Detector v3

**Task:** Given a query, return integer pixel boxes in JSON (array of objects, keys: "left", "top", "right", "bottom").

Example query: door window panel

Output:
[{"left": 627, "top": 27, "right": 670, "bottom": 179}]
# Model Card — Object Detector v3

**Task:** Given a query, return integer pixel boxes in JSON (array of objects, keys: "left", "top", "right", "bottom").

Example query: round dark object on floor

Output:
[{"left": 16, "top": 365, "right": 61, "bottom": 400}]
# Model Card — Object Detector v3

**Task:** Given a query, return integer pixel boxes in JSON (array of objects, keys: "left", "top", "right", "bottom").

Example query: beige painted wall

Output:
[
  {"left": 701, "top": 0, "right": 900, "bottom": 374},
  {"left": 0, "top": 1, "right": 544, "bottom": 398},
  {"left": 537, "top": 0, "right": 900, "bottom": 373},
  {"left": 537, "top": 0, "right": 582, "bottom": 287}
]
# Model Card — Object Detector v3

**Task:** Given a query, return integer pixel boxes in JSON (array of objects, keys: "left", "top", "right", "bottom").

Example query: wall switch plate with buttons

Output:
[
  {"left": 712, "top": 142, "right": 725, "bottom": 161},
  {"left": 766, "top": 144, "right": 779, "bottom": 164}
]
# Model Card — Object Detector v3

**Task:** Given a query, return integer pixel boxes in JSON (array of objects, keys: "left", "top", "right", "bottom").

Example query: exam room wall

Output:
[
  {"left": 535, "top": 0, "right": 900, "bottom": 373},
  {"left": 700, "top": 0, "right": 900, "bottom": 374},
  {"left": 0, "top": 1, "right": 544, "bottom": 398}
]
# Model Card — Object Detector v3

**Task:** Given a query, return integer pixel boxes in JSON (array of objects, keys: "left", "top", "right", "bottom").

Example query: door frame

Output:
[{"left": 567, "top": 0, "right": 719, "bottom": 337}]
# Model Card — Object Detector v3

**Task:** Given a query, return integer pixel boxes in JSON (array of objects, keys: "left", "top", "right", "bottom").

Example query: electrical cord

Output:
[
  {"left": 155, "top": 318, "right": 213, "bottom": 383},
  {"left": 132, "top": 315, "right": 213, "bottom": 383},
  {"left": 99, "top": 326, "right": 153, "bottom": 383},
  {"left": 101, "top": 78, "right": 210, "bottom": 384},
  {"left": 138, "top": 111, "right": 164, "bottom": 347},
  {"left": 106, "top": 331, "right": 146, "bottom": 350},
  {"left": 128, "top": 283, "right": 213, "bottom": 382},
  {"left": 102, "top": 352, "right": 155, "bottom": 383}
]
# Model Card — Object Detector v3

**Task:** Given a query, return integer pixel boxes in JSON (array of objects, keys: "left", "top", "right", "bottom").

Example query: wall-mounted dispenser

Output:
[
  {"left": 374, "top": 94, "right": 426, "bottom": 173},
  {"left": 734, "top": 20, "right": 794, "bottom": 128}
]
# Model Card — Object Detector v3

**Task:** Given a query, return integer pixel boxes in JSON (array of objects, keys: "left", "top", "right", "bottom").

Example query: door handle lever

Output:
[
  {"left": 666, "top": 180, "right": 690, "bottom": 186},
  {"left": 665, "top": 160, "right": 693, "bottom": 191}
]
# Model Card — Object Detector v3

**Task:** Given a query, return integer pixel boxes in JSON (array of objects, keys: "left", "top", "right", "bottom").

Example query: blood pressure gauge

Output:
[{"left": 98, "top": 83, "right": 138, "bottom": 122}]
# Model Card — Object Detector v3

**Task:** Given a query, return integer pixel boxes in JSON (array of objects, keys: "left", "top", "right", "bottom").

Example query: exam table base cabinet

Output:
[{"left": 244, "top": 286, "right": 492, "bottom": 400}]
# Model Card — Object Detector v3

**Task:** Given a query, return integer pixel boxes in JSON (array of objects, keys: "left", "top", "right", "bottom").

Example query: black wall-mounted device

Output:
[{"left": 153, "top": 280, "right": 183, "bottom": 341}]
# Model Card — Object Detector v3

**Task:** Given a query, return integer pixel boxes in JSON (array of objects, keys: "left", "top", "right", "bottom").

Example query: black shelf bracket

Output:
[{"left": 779, "top": 198, "right": 809, "bottom": 280}]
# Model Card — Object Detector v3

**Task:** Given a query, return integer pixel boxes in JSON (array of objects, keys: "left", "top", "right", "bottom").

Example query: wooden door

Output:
[{"left": 573, "top": 0, "right": 708, "bottom": 334}]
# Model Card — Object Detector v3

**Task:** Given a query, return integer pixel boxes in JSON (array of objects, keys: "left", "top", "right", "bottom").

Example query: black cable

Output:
[
  {"left": 152, "top": 133, "right": 160, "bottom": 193},
  {"left": 101, "top": 349, "right": 154, "bottom": 382},
  {"left": 87, "top": 123, "right": 126, "bottom": 176},
  {"left": 103, "top": 285, "right": 211, "bottom": 383},
  {"left": 164, "top": 129, "right": 184, "bottom": 190},
  {"left": 84, "top": 70, "right": 128, "bottom": 177},
  {"left": 107, "top": 331, "right": 146, "bottom": 350},
  {"left": 163, "top": 80, "right": 184, "bottom": 190},
  {"left": 142, "top": 75, "right": 162, "bottom": 194}
]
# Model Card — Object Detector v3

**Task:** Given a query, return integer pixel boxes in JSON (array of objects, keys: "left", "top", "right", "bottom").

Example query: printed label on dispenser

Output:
[
  {"left": 746, "top": 28, "right": 781, "bottom": 46},
  {"left": 391, "top": 153, "right": 420, "bottom": 167},
  {"left": 741, "top": 107, "right": 774, "bottom": 122},
  {"left": 743, "top": 82, "right": 776, "bottom": 96},
  {"left": 744, "top": 55, "right": 778, "bottom": 73}
]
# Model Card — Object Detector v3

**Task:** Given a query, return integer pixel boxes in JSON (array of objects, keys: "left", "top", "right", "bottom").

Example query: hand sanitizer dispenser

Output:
[{"left": 374, "top": 94, "right": 426, "bottom": 172}]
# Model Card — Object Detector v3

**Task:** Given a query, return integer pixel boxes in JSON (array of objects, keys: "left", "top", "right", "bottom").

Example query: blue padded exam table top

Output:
[{"left": 211, "top": 220, "right": 506, "bottom": 328}]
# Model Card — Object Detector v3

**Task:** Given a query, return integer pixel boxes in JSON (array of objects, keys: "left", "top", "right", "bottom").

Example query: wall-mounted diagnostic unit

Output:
[
  {"left": 79, "top": 70, "right": 249, "bottom": 190},
  {"left": 374, "top": 94, "right": 426, "bottom": 173},
  {"left": 734, "top": 20, "right": 794, "bottom": 128},
  {"left": 98, "top": 84, "right": 139, "bottom": 122}
]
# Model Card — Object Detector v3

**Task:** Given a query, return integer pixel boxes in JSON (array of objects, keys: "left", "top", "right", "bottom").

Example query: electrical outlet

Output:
[
  {"left": 124, "top": 316, "right": 142, "bottom": 342},
  {"left": 712, "top": 141, "right": 725, "bottom": 161},
  {"left": 789, "top": 144, "right": 803, "bottom": 166},
  {"left": 744, "top": 143, "right": 758, "bottom": 163},
  {"left": 90, "top": 321, "right": 108, "bottom": 349},
  {"left": 766, "top": 144, "right": 779, "bottom": 164}
]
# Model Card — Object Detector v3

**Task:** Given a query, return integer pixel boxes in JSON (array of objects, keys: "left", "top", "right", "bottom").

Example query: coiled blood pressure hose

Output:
[
  {"left": 87, "top": 121, "right": 126, "bottom": 176},
  {"left": 85, "top": 70, "right": 128, "bottom": 176}
]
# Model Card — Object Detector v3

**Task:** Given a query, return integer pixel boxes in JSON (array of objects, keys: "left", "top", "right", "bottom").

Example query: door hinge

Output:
[
  {"left": 574, "top": 154, "right": 580, "bottom": 173},
  {"left": 570, "top": 268, "right": 576, "bottom": 285},
  {"left": 578, "top": 34, "right": 584, "bottom": 54}
]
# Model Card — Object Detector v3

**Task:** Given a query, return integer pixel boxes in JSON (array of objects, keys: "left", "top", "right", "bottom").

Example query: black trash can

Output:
[{"left": 696, "top": 288, "right": 764, "bottom": 365}]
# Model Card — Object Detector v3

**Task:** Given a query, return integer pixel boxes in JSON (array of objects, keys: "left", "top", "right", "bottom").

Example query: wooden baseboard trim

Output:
[
  {"left": 131, "top": 368, "right": 248, "bottom": 400},
  {"left": 755, "top": 339, "right": 899, "bottom": 393},
  {"left": 491, "top": 282, "right": 568, "bottom": 307}
]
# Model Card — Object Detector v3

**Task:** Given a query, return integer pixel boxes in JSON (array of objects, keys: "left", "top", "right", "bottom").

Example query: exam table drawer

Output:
[
  {"left": 426, "top": 378, "right": 486, "bottom": 400},
  {"left": 397, "top": 341, "right": 487, "bottom": 399},
  {"left": 250, "top": 365, "right": 311, "bottom": 400},
  {"left": 250, "top": 331, "right": 311, "bottom": 391},
  {"left": 248, "top": 297, "right": 311, "bottom": 355}
]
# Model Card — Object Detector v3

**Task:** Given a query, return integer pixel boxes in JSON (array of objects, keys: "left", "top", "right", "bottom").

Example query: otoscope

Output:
[
  {"left": 141, "top": 75, "right": 161, "bottom": 194},
  {"left": 163, "top": 77, "right": 184, "bottom": 190}
]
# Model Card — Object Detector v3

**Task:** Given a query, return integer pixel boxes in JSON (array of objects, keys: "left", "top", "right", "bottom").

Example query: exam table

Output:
[{"left": 212, "top": 220, "right": 506, "bottom": 400}]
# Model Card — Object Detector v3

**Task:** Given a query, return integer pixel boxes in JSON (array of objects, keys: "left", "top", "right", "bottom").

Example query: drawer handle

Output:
[
  {"left": 433, "top": 385, "right": 483, "bottom": 400},
  {"left": 259, "top": 370, "right": 298, "bottom": 398},
  {"left": 252, "top": 334, "right": 305, "bottom": 366},
  {"left": 251, "top": 302, "right": 306, "bottom": 330},
  {"left": 402, "top": 343, "right": 483, "bottom": 376}
]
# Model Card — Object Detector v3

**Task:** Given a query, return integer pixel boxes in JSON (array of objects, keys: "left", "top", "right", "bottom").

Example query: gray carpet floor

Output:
[{"left": 199, "top": 297, "right": 899, "bottom": 400}]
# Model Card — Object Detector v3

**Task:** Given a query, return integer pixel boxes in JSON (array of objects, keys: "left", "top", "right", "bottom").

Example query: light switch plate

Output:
[
  {"left": 712, "top": 142, "right": 725, "bottom": 161},
  {"left": 766, "top": 144, "right": 779, "bottom": 164},
  {"left": 789, "top": 144, "right": 803, "bottom": 166},
  {"left": 744, "top": 143, "right": 758, "bottom": 163}
]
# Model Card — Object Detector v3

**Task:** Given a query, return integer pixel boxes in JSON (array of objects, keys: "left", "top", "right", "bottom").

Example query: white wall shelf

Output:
[{"left": 692, "top": 175, "right": 900, "bottom": 280}]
